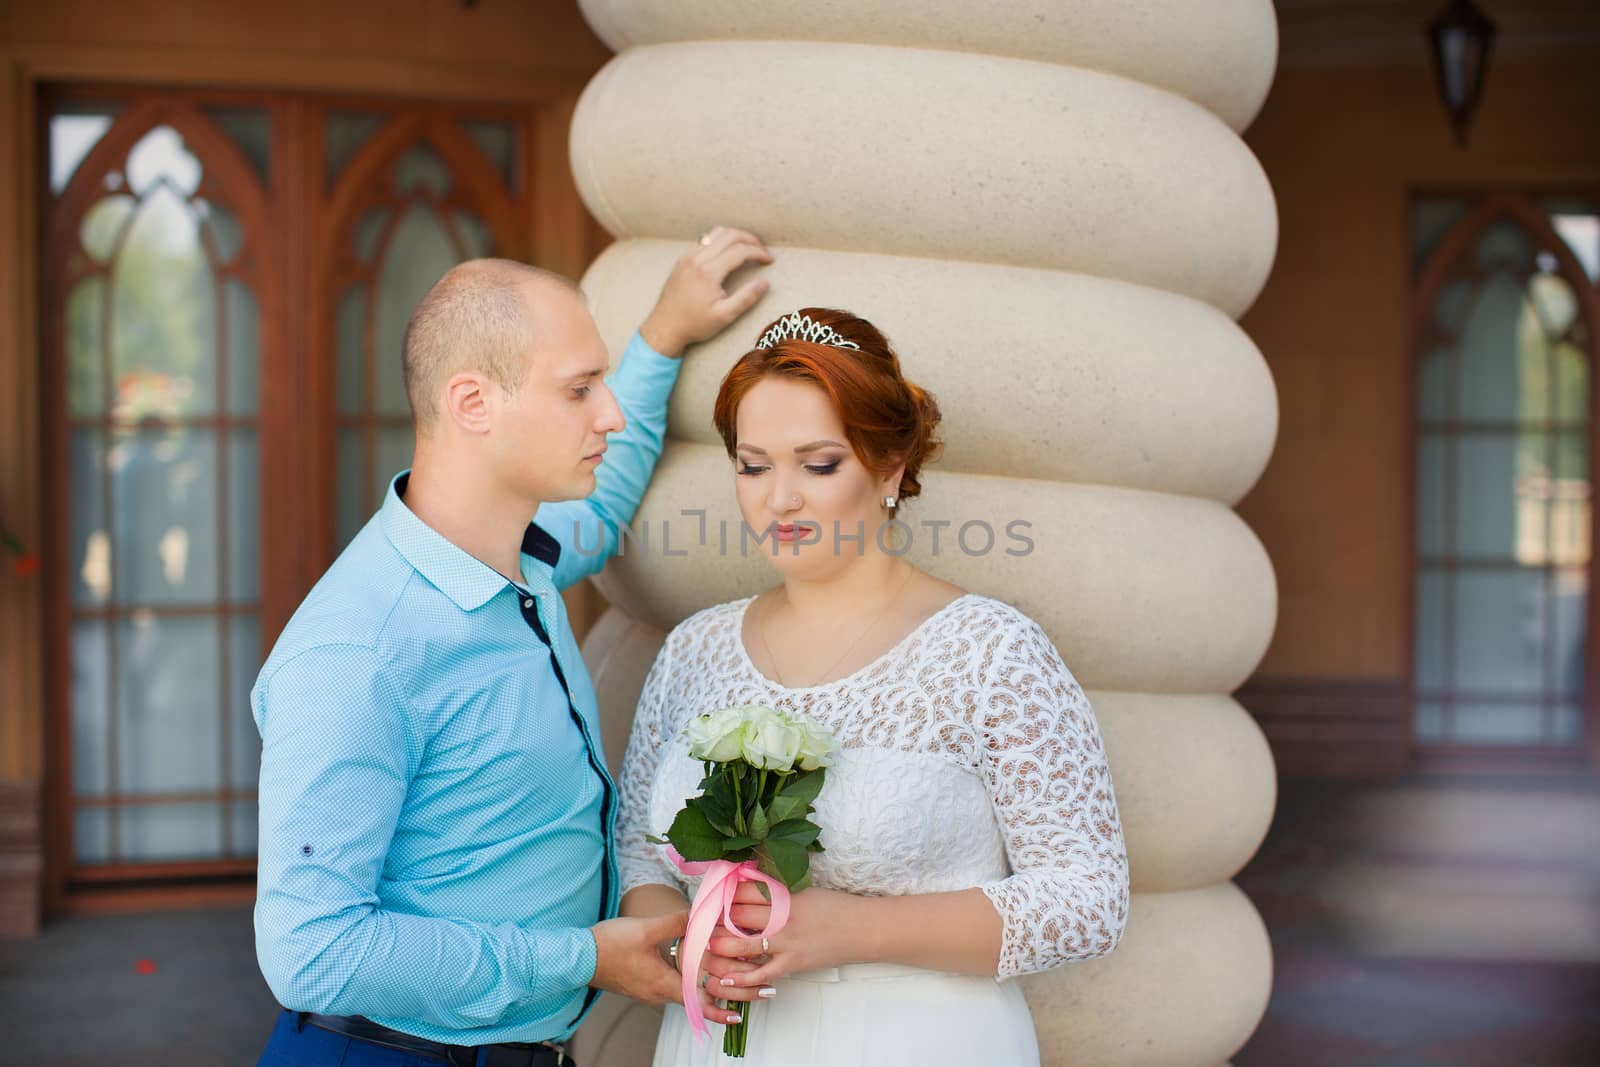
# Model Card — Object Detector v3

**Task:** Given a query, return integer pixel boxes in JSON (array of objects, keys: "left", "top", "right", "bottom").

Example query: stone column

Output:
[{"left": 569, "top": 4, "right": 1280, "bottom": 1064}]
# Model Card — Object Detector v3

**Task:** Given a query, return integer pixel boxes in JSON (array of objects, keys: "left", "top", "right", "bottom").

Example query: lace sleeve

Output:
[
  {"left": 615, "top": 630, "right": 687, "bottom": 899},
  {"left": 976, "top": 618, "right": 1130, "bottom": 978}
]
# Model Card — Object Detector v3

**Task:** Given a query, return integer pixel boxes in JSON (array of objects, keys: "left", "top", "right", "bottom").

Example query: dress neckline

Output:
[{"left": 734, "top": 592, "right": 979, "bottom": 694}]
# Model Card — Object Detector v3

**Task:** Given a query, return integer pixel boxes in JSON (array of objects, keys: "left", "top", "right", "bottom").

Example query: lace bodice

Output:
[{"left": 615, "top": 594, "right": 1130, "bottom": 978}]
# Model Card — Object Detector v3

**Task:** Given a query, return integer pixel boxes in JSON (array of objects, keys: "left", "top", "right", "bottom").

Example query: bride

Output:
[{"left": 615, "top": 308, "right": 1130, "bottom": 1065}]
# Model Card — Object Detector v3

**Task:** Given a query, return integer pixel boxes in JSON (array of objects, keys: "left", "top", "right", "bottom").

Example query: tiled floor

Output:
[{"left": 3, "top": 781, "right": 1598, "bottom": 1066}]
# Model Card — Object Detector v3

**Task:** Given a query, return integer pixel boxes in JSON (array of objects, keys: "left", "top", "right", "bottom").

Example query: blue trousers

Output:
[{"left": 258, "top": 1009, "right": 488, "bottom": 1067}]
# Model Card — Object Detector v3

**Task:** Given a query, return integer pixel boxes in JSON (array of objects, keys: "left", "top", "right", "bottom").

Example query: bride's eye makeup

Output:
[
  {"left": 736, "top": 462, "right": 769, "bottom": 476},
  {"left": 805, "top": 460, "right": 841, "bottom": 475}
]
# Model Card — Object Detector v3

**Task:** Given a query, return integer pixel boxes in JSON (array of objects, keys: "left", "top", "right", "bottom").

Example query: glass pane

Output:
[
  {"left": 112, "top": 184, "right": 217, "bottom": 418},
  {"left": 224, "top": 279, "right": 260, "bottom": 416},
  {"left": 393, "top": 142, "right": 451, "bottom": 195},
  {"left": 1552, "top": 567, "right": 1588, "bottom": 697},
  {"left": 375, "top": 203, "right": 456, "bottom": 416},
  {"left": 456, "top": 211, "right": 493, "bottom": 259},
  {"left": 66, "top": 276, "right": 106, "bottom": 417},
  {"left": 1550, "top": 211, "right": 1599, "bottom": 282},
  {"left": 1473, "top": 221, "right": 1535, "bottom": 274},
  {"left": 1418, "top": 346, "right": 1450, "bottom": 422},
  {"left": 1457, "top": 274, "right": 1536, "bottom": 423},
  {"left": 71, "top": 620, "right": 111, "bottom": 796},
  {"left": 1417, "top": 434, "right": 1447, "bottom": 556},
  {"left": 79, "top": 194, "right": 135, "bottom": 265},
  {"left": 337, "top": 285, "right": 367, "bottom": 414},
  {"left": 1553, "top": 341, "right": 1588, "bottom": 422},
  {"left": 230, "top": 798, "right": 259, "bottom": 858},
  {"left": 230, "top": 614, "right": 263, "bottom": 790},
  {"left": 376, "top": 427, "right": 415, "bottom": 503},
  {"left": 1413, "top": 569, "right": 1447, "bottom": 692},
  {"left": 73, "top": 808, "right": 112, "bottom": 864},
  {"left": 326, "top": 111, "right": 387, "bottom": 188},
  {"left": 117, "top": 614, "right": 222, "bottom": 794},
  {"left": 1433, "top": 279, "right": 1474, "bottom": 333},
  {"left": 1456, "top": 432, "right": 1544, "bottom": 561},
  {"left": 1527, "top": 272, "right": 1577, "bottom": 338},
  {"left": 1412, "top": 196, "right": 1472, "bottom": 273},
  {"left": 200, "top": 199, "right": 244, "bottom": 265},
  {"left": 462, "top": 119, "right": 517, "bottom": 191},
  {"left": 1550, "top": 434, "right": 1590, "bottom": 568},
  {"left": 120, "top": 802, "right": 223, "bottom": 862},
  {"left": 50, "top": 108, "right": 119, "bottom": 194},
  {"left": 126, "top": 126, "right": 201, "bottom": 198},
  {"left": 69, "top": 428, "right": 111, "bottom": 605},
  {"left": 1414, "top": 701, "right": 1447, "bottom": 742},
  {"left": 111, "top": 427, "right": 219, "bottom": 605},
  {"left": 354, "top": 207, "right": 391, "bottom": 264},
  {"left": 1452, "top": 570, "right": 1546, "bottom": 694},
  {"left": 1449, "top": 703, "right": 1545, "bottom": 745},
  {"left": 202, "top": 106, "right": 271, "bottom": 184},
  {"left": 336, "top": 427, "right": 368, "bottom": 549},
  {"left": 1552, "top": 703, "right": 1584, "bottom": 744},
  {"left": 228, "top": 429, "right": 260, "bottom": 601}
]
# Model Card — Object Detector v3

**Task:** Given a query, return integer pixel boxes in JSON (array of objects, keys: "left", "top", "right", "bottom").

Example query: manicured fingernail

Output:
[
  {"left": 726, "top": 1013, "right": 742, "bottom": 1024},
  {"left": 720, "top": 977, "right": 735, "bottom": 987},
  {"left": 758, "top": 986, "right": 777, "bottom": 999}
]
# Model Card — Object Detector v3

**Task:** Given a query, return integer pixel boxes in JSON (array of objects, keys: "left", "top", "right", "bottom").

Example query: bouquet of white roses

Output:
[{"left": 650, "top": 705, "right": 837, "bottom": 1057}]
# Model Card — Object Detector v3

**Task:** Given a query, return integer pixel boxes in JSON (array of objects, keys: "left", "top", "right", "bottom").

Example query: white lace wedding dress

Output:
[{"left": 616, "top": 594, "right": 1130, "bottom": 1066}]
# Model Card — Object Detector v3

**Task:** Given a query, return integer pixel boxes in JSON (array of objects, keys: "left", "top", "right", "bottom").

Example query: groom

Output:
[{"left": 252, "top": 229, "right": 773, "bottom": 1066}]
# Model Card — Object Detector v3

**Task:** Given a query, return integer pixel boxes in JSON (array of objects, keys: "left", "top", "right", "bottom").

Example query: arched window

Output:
[{"left": 1412, "top": 194, "right": 1600, "bottom": 758}]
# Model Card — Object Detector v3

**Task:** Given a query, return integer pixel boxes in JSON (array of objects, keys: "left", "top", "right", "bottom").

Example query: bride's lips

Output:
[
  {"left": 583, "top": 447, "right": 607, "bottom": 465},
  {"left": 774, "top": 522, "right": 816, "bottom": 543}
]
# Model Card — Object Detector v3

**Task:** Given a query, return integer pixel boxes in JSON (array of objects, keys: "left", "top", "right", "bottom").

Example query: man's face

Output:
[{"left": 487, "top": 285, "right": 624, "bottom": 503}]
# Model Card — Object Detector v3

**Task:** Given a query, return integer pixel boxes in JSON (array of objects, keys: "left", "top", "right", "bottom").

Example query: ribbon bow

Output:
[{"left": 666, "top": 847, "right": 792, "bottom": 1043}]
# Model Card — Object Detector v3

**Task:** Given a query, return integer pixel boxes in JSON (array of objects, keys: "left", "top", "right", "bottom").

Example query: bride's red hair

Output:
[{"left": 712, "top": 308, "right": 942, "bottom": 501}]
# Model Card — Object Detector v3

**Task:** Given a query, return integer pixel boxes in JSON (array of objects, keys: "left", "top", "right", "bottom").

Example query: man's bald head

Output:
[{"left": 402, "top": 258, "right": 582, "bottom": 430}]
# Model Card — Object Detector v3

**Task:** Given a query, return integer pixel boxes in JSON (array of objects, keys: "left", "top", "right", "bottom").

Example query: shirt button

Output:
[{"left": 523, "top": 599, "right": 534, "bottom": 609}]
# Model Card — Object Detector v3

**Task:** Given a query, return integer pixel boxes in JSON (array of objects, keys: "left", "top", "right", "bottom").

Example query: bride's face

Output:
[{"left": 731, "top": 376, "right": 898, "bottom": 579}]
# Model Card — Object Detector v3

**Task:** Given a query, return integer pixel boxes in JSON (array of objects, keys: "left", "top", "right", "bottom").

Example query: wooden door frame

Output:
[
  {"left": 5, "top": 44, "right": 601, "bottom": 915},
  {"left": 1405, "top": 189, "right": 1600, "bottom": 775}
]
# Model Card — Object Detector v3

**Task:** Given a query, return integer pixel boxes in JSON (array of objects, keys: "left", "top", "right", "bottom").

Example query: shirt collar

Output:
[{"left": 380, "top": 471, "right": 563, "bottom": 612}]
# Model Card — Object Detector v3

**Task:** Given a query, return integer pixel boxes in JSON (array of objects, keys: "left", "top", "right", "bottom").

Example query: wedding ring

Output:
[
  {"left": 761, "top": 937, "right": 770, "bottom": 954},
  {"left": 668, "top": 936, "right": 682, "bottom": 973}
]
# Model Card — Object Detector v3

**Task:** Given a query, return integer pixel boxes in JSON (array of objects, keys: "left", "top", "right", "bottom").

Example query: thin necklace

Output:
[{"left": 757, "top": 565, "right": 916, "bottom": 689}]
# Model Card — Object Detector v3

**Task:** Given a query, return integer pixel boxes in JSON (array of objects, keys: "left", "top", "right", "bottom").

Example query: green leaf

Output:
[
  {"left": 748, "top": 804, "right": 770, "bottom": 842},
  {"left": 767, "top": 819, "right": 821, "bottom": 846},
  {"left": 664, "top": 804, "right": 724, "bottom": 862},
  {"left": 778, "top": 769, "right": 826, "bottom": 807},
  {"left": 808, "top": 840, "right": 825, "bottom": 853},
  {"left": 763, "top": 838, "right": 811, "bottom": 888},
  {"left": 695, "top": 793, "right": 739, "bottom": 837},
  {"left": 722, "top": 836, "right": 757, "bottom": 850},
  {"left": 766, "top": 793, "right": 808, "bottom": 825}
]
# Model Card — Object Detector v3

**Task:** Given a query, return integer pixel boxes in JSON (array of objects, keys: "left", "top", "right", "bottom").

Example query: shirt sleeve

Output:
[
  {"left": 975, "top": 619, "right": 1131, "bottom": 978},
  {"left": 253, "top": 644, "right": 598, "bottom": 1026},
  {"left": 538, "top": 332, "right": 682, "bottom": 590},
  {"left": 615, "top": 631, "right": 689, "bottom": 899}
]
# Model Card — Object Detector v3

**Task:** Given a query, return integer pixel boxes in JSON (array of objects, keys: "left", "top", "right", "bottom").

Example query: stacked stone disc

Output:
[{"left": 570, "top": 4, "right": 1280, "bottom": 1064}]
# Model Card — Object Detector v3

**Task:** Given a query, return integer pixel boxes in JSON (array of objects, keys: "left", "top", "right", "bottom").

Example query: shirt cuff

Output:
[
  {"left": 608, "top": 332, "right": 683, "bottom": 401},
  {"left": 526, "top": 926, "right": 600, "bottom": 994}
]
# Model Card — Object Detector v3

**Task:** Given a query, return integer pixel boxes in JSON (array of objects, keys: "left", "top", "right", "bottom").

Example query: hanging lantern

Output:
[{"left": 1427, "top": 0, "right": 1498, "bottom": 146}]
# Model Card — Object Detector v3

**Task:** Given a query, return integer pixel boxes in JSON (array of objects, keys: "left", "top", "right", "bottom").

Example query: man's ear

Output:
[{"left": 443, "top": 371, "right": 493, "bottom": 434}]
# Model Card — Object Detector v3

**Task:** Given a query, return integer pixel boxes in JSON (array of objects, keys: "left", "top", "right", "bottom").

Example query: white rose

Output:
[
  {"left": 792, "top": 716, "right": 838, "bottom": 771},
  {"left": 739, "top": 706, "right": 804, "bottom": 771},
  {"left": 686, "top": 707, "right": 749, "bottom": 763}
]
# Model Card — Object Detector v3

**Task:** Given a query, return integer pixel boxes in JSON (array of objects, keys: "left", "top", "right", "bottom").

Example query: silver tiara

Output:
[{"left": 755, "top": 312, "right": 861, "bottom": 351}]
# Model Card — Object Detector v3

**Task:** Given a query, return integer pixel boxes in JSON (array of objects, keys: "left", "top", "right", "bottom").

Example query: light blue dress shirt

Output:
[{"left": 252, "top": 333, "right": 679, "bottom": 1044}]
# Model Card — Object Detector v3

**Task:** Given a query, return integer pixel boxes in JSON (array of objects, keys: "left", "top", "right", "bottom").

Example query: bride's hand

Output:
[{"left": 703, "top": 883, "right": 871, "bottom": 991}]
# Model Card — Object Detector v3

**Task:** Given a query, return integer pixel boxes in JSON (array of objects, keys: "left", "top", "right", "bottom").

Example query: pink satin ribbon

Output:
[{"left": 666, "top": 846, "right": 791, "bottom": 1043}]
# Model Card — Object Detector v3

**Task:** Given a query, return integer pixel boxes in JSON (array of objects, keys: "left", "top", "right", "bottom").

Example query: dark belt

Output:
[{"left": 298, "top": 1012, "right": 571, "bottom": 1066}]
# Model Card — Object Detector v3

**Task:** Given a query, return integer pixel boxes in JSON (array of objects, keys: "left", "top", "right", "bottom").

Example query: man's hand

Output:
[
  {"left": 589, "top": 911, "right": 690, "bottom": 1007},
  {"left": 638, "top": 226, "right": 774, "bottom": 358}
]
